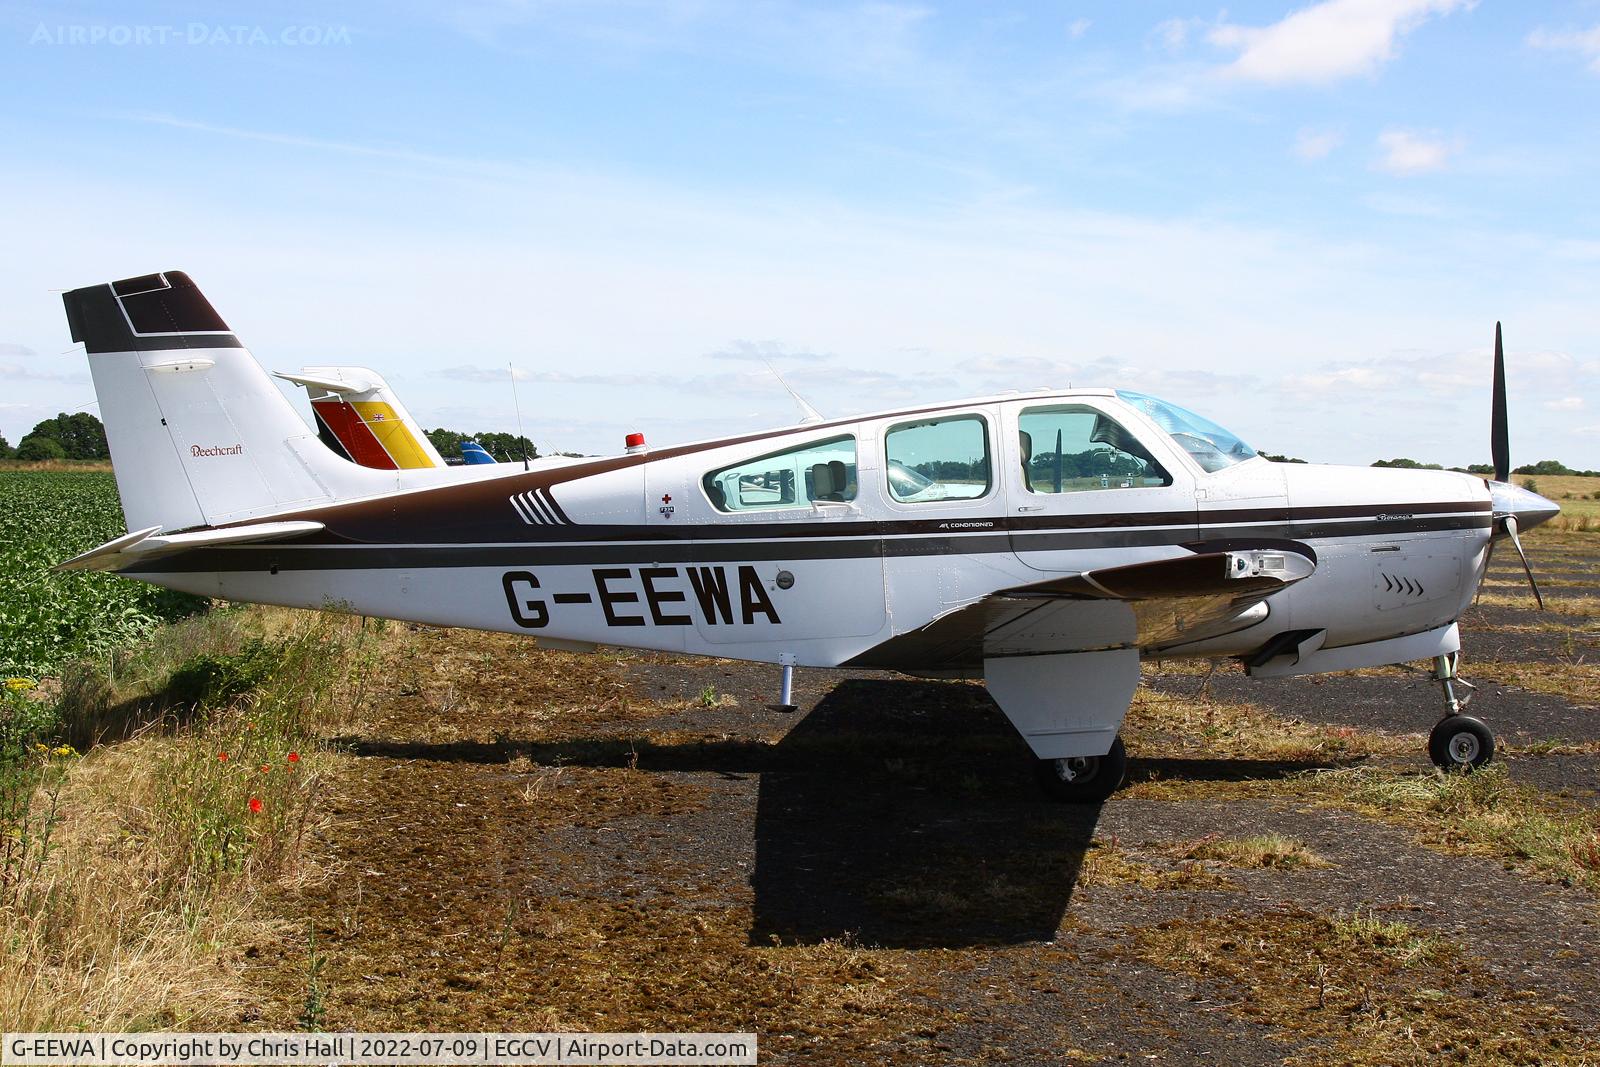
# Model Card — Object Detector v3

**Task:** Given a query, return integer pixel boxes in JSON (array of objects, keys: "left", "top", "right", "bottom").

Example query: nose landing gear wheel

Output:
[
  {"left": 1428, "top": 715, "right": 1495, "bottom": 772},
  {"left": 1034, "top": 736, "right": 1127, "bottom": 803}
]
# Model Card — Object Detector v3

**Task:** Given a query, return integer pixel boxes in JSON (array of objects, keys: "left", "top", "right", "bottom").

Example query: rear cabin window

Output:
[
  {"left": 884, "top": 414, "right": 991, "bottom": 502},
  {"left": 1017, "top": 405, "right": 1172, "bottom": 493},
  {"left": 703, "top": 435, "right": 858, "bottom": 512}
]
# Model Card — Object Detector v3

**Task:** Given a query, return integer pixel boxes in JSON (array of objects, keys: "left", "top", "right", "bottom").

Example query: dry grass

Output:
[
  {"left": 0, "top": 608, "right": 369, "bottom": 1029},
  {"left": 1076, "top": 838, "right": 1238, "bottom": 891},
  {"left": 1543, "top": 514, "right": 1600, "bottom": 533},
  {"left": 513, "top": 762, "right": 711, "bottom": 827},
  {"left": 1465, "top": 659, "right": 1600, "bottom": 706},
  {"left": 1178, "top": 832, "right": 1334, "bottom": 870},
  {"left": 1471, "top": 592, "right": 1600, "bottom": 618},
  {"left": 1118, "top": 681, "right": 1600, "bottom": 892},
  {"left": 1125, "top": 686, "right": 1412, "bottom": 763},
  {"left": 1523, "top": 474, "right": 1600, "bottom": 526},
  {"left": 1136, "top": 907, "right": 1597, "bottom": 1064},
  {"left": 1306, "top": 764, "right": 1600, "bottom": 893}
]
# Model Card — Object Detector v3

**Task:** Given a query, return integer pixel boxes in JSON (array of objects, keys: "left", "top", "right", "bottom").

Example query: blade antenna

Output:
[
  {"left": 1491, "top": 321, "right": 1509, "bottom": 482},
  {"left": 765, "top": 360, "right": 824, "bottom": 424},
  {"left": 510, "top": 362, "right": 530, "bottom": 471}
]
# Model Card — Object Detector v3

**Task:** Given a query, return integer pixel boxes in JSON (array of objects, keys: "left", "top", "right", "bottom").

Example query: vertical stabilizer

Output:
[
  {"left": 274, "top": 366, "right": 446, "bottom": 470},
  {"left": 63, "top": 270, "right": 377, "bottom": 532}
]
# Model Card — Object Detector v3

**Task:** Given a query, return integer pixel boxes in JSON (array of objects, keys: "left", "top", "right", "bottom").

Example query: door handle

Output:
[{"left": 1017, "top": 505, "right": 1045, "bottom": 512}]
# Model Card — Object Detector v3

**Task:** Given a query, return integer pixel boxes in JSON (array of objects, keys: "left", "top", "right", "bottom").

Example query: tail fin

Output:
[
  {"left": 275, "top": 366, "right": 446, "bottom": 470},
  {"left": 63, "top": 270, "right": 372, "bottom": 532},
  {"left": 459, "top": 440, "right": 497, "bottom": 465}
]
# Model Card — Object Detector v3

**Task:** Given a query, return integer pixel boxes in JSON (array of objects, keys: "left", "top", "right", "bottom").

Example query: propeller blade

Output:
[
  {"left": 1474, "top": 540, "right": 1495, "bottom": 607},
  {"left": 1491, "top": 321, "right": 1509, "bottom": 482},
  {"left": 1503, "top": 515, "right": 1545, "bottom": 610}
]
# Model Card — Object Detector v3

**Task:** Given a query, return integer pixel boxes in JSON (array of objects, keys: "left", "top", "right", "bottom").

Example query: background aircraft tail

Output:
[
  {"left": 62, "top": 270, "right": 380, "bottom": 533},
  {"left": 275, "top": 366, "right": 446, "bottom": 470},
  {"left": 459, "top": 440, "right": 497, "bottom": 465}
]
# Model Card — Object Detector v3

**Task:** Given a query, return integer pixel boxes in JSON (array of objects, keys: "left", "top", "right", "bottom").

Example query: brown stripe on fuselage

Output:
[{"left": 127, "top": 511, "right": 1492, "bottom": 575}]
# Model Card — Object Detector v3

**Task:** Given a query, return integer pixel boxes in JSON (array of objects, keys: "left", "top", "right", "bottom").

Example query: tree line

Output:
[
  {"left": 3, "top": 412, "right": 1596, "bottom": 478},
  {"left": 423, "top": 428, "right": 540, "bottom": 463},
  {"left": 1369, "top": 457, "right": 1600, "bottom": 477},
  {"left": 0, "top": 413, "right": 110, "bottom": 461}
]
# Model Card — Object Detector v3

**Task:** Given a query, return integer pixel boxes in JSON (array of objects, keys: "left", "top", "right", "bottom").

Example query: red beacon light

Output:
[{"left": 624, "top": 431, "right": 647, "bottom": 454}]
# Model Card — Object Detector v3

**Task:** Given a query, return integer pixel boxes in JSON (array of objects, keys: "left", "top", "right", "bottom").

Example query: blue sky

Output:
[{"left": 2, "top": 0, "right": 1597, "bottom": 466}]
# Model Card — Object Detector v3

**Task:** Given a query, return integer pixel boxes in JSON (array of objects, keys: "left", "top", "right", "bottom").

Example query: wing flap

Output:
[{"left": 848, "top": 544, "right": 1315, "bottom": 670}]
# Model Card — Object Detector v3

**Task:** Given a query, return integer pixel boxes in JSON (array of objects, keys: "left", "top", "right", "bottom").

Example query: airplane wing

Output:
[{"left": 847, "top": 541, "right": 1316, "bottom": 670}]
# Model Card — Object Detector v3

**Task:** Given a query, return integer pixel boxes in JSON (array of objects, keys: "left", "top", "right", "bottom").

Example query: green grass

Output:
[{"left": 0, "top": 470, "right": 205, "bottom": 678}]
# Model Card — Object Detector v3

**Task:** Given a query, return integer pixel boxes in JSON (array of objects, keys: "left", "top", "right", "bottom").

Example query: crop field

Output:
[
  {"left": 3, "top": 469, "right": 1599, "bottom": 1063},
  {"left": 0, "top": 470, "right": 203, "bottom": 677},
  {"left": 1522, "top": 474, "right": 1600, "bottom": 530}
]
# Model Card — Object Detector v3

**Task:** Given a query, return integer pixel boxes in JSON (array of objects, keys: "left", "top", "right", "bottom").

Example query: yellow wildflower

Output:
[{"left": 5, "top": 677, "right": 34, "bottom": 692}]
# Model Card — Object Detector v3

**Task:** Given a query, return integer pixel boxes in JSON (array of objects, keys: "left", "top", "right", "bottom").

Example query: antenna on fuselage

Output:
[
  {"left": 510, "top": 362, "right": 529, "bottom": 471},
  {"left": 764, "top": 360, "right": 824, "bottom": 424}
]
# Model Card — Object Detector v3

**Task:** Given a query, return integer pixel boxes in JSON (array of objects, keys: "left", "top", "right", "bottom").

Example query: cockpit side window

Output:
[
  {"left": 1018, "top": 405, "right": 1172, "bottom": 493},
  {"left": 703, "top": 435, "right": 857, "bottom": 512},
  {"left": 885, "top": 414, "right": 992, "bottom": 503}
]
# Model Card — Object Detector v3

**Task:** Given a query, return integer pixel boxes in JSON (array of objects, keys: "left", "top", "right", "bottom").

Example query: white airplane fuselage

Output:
[{"left": 126, "top": 390, "right": 1494, "bottom": 671}]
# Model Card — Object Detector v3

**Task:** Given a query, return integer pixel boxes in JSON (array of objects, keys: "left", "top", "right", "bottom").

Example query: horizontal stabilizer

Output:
[
  {"left": 57, "top": 520, "right": 325, "bottom": 573},
  {"left": 273, "top": 370, "right": 373, "bottom": 395}
]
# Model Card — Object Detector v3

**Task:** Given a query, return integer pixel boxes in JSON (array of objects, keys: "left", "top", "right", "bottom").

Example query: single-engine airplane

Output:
[{"left": 58, "top": 271, "right": 1560, "bottom": 801}]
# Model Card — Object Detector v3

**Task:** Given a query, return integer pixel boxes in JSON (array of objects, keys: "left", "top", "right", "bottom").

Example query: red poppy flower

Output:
[
  {"left": 260, "top": 763, "right": 270, "bottom": 773},
  {"left": 218, "top": 752, "right": 228, "bottom": 762},
  {"left": 287, "top": 752, "right": 300, "bottom": 764},
  {"left": 248, "top": 797, "right": 262, "bottom": 814}
]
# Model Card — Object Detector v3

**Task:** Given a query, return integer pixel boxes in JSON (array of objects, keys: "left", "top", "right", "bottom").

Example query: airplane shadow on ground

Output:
[
  {"left": 337, "top": 679, "right": 1343, "bottom": 950},
  {"left": 746, "top": 678, "right": 1098, "bottom": 949}
]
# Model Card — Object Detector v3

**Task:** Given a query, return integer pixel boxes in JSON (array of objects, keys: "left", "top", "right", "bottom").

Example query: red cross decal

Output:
[{"left": 661, "top": 493, "right": 672, "bottom": 504}]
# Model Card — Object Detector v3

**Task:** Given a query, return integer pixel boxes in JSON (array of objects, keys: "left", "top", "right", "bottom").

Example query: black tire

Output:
[
  {"left": 1428, "top": 715, "right": 1495, "bottom": 771},
  {"left": 1034, "top": 736, "right": 1127, "bottom": 803}
]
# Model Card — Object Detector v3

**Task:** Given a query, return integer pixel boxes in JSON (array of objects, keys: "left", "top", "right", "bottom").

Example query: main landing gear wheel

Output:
[
  {"left": 1428, "top": 715, "right": 1495, "bottom": 772},
  {"left": 1034, "top": 736, "right": 1127, "bottom": 803}
]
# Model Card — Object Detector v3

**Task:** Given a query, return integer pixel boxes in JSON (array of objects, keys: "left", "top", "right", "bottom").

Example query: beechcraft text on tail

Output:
[{"left": 57, "top": 270, "right": 1559, "bottom": 800}]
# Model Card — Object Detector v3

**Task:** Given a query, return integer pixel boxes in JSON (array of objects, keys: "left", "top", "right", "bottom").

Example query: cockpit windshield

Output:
[{"left": 1115, "top": 391, "right": 1257, "bottom": 473}]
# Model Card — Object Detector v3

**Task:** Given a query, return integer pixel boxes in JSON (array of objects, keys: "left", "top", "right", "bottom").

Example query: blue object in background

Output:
[{"left": 460, "top": 440, "right": 497, "bottom": 465}]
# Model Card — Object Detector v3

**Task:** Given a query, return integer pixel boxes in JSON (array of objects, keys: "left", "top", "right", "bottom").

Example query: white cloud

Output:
[
  {"left": 1067, "top": 17, "right": 1091, "bottom": 40},
  {"left": 1373, "top": 128, "right": 1456, "bottom": 175},
  {"left": 1544, "top": 396, "right": 1585, "bottom": 411},
  {"left": 1210, "top": 0, "right": 1471, "bottom": 86},
  {"left": 1285, "top": 365, "right": 1395, "bottom": 392},
  {"left": 707, "top": 340, "right": 833, "bottom": 363},
  {"left": 0, "top": 360, "right": 87, "bottom": 384},
  {"left": 1151, "top": 16, "right": 1207, "bottom": 53},
  {"left": 1527, "top": 25, "right": 1600, "bottom": 74},
  {"left": 1293, "top": 127, "right": 1343, "bottom": 161}
]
